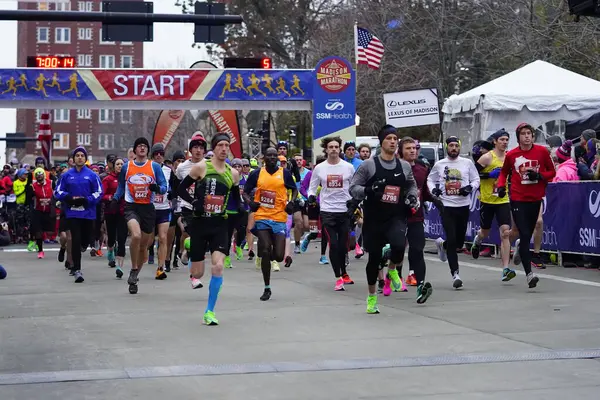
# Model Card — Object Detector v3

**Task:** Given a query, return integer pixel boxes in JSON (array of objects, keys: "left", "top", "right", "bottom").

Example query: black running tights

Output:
[{"left": 511, "top": 200, "right": 541, "bottom": 275}]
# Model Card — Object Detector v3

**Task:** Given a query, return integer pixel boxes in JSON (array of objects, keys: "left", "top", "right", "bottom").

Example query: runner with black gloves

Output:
[
  {"left": 427, "top": 136, "right": 480, "bottom": 289},
  {"left": 349, "top": 125, "right": 419, "bottom": 314},
  {"left": 497, "top": 123, "right": 555, "bottom": 288}
]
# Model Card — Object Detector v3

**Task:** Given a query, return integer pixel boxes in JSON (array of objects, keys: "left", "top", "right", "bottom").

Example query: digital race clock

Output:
[{"left": 26, "top": 56, "right": 76, "bottom": 68}]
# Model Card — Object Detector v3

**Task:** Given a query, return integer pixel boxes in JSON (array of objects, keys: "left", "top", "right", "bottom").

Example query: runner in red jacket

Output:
[
  {"left": 31, "top": 168, "right": 55, "bottom": 259},
  {"left": 497, "top": 123, "right": 556, "bottom": 288}
]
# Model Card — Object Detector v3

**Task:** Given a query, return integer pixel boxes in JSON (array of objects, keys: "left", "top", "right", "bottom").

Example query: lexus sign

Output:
[{"left": 383, "top": 88, "right": 440, "bottom": 128}]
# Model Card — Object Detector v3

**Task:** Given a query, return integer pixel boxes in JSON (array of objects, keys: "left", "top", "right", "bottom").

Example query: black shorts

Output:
[
  {"left": 155, "top": 208, "right": 171, "bottom": 226},
  {"left": 31, "top": 210, "right": 54, "bottom": 233},
  {"left": 306, "top": 204, "right": 320, "bottom": 221},
  {"left": 169, "top": 210, "right": 178, "bottom": 227},
  {"left": 480, "top": 203, "right": 511, "bottom": 230},
  {"left": 181, "top": 208, "right": 194, "bottom": 234},
  {"left": 59, "top": 210, "right": 68, "bottom": 233},
  {"left": 294, "top": 201, "right": 307, "bottom": 215},
  {"left": 188, "top": 217, "right": 228, "bottom": 262},
  {"left": 363, "top": 217, "right": 407, "bottom": 263},
  {"left": 124, "top": 203, "right": 156, "bottom": 234}
]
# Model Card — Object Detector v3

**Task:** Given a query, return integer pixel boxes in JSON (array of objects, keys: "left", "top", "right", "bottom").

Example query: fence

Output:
[{"left": 423, "top": 181, "right": 600, "bottom": 263}]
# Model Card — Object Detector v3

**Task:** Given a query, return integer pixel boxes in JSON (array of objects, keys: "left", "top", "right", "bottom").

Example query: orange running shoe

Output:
[{"left": 406, "top": 273, "right": 417, "bottom": 286}]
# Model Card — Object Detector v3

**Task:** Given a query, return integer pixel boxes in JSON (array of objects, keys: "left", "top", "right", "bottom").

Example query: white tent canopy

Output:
[{"left": 442, "top": 60, "right": 600, "bottom": 149}]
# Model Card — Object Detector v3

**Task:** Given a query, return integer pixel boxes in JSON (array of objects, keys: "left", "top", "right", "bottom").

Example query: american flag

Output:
[{"left": 356, "top": 27, "right": 384, "bottom": 69}]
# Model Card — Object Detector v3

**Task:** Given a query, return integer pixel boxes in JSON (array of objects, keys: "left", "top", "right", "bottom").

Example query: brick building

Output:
[{"left": 14, "top": 0, "right": 145, "bottom": 164}]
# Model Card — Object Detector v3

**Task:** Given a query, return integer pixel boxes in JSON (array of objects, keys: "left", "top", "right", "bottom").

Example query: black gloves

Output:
[
  {"left": 459, "top": 185, "right": 473, "bottom": 196},
  {"left": 294, "top": 198, "right": 305, "bottom": 208},
  {"left": 307, "top": 195, "right": 318, "bottom": 207},
  {"left": 148, "top": 183, "right": 160, "bottom": 193},
  {"left": 249, "top": 201, "right": 260, "bottom": 212},
  {"left": 285, "top": 201, "right": 294, "bottom": 215},
  {"left": 365, "top": 179, "right": 386, "bottom": 199},
  {"left": 346, "top": 198, "right": 360, "bottom": 219},
  {"left": 432, "top": 184, "right": 442, "bottom": 197},
  {"left": 497, "top": 187, "right": 507, "bottom": 198},
  {"left": 108, "top": 198, "right": 119, "bottom": 213},
  {"left": 405, "top": 194, "right": 419, "bottom": 214}
]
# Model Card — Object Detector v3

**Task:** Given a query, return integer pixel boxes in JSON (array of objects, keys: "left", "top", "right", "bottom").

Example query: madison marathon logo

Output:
[
  {"left": 589, "top": 190, "right": 600, "bottom": 218},
  {"left": 317, "top": 58, "right": 351, "bottom": 93}
]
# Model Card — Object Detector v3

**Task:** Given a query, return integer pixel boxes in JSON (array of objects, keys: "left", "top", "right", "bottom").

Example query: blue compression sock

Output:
[{"left": 206, "top": 276, "right": 223, "bottom": 313}]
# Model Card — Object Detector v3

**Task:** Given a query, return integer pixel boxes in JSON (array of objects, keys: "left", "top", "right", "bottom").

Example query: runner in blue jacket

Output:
[{"left": 54, "top": 146, "right": 103, "bottom": 283}]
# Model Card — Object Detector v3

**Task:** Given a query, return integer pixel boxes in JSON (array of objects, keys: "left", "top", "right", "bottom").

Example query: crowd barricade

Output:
[{"left": 423, "top": 182, "right": 600, "bottom": 261}]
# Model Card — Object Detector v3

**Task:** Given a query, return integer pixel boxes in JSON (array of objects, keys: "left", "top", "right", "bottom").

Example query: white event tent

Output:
[{"left": 441, "top": 60, "right": 600, "bottom": 150}]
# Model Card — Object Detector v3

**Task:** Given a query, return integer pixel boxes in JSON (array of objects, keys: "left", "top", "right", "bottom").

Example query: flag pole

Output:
[{"left": 353, "top": 22, "right": 359, "bottom": 117}]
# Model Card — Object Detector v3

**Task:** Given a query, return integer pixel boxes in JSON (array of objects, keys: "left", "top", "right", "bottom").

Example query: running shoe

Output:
[
  {"left": 294, "top": 245, "right": 301, "bottom": 254},
  {"left": 387, "top": 269, "right": 402, "bottom": 291},
  {"left": 260, "top": 288, "right": 272, "bottom": 301},
  {"left": 155, "top": 267, "right": 167, "bottom": 280},
  {"left": 58, "top": 247, "right": 66, "bottom": 262},
  {"left": 128, "top": 269, "right": 139, "bottom": 294},
  {"left": 190, "top": 277, "right": 203, "bottom": 289},
  {"left": 527, "top": 272, "right": 539, "bottom": 288},
  {"left": 366, "top": 294, "right": 380, "bottom": 314},
  {"left": 96, "top": 249, "right": 104, "bottom": 257},
  {"left": 180, "top": 251, "right": 189, "bottom": 265},
  {"left": 116, "top": 267, "right": 123, "bottom": 279},
  {"left": 224, "top": 255, "right": 233, "bottom": 269},
  {"left": 406, "top": 273, "right": 417, "bottom": 286},
  {"left": 243, "top": 242, "right": 249, "bottom": 251},
  {"left": 382, "top": 275, "right": 392, "bottom": 296},
  {"left": 74, "top": 270, "right": 84, "bottom": 283},
  {"left": 452, "top": 272, "right": 463, "bottom": 289},
  {"left": 271, "top": 260, "right": 280, "bottom": 272},
  {"left": 172, "top": 257, "right": 179, "bottom": 270},
  {"left": 512, "top": 239, "right": 521, "bottom": 265},
  {"left": 37, "top": 251, "right": 44, "bottom": 259},
  {"left": 90, "top": 248, "right": 97, "bottom": 257},
  {"left": 531, "top": 254, "right": 545, "bottom": 269},
  {"left": 203, "top": 311, "right": 219, "bottom": 326},
  {"left": 319, "top": 255, "right": 329, "bottom": 264},
  {"left": 248, "top": 250, "right": 255, "bottom": 261},
  {"left": 235, "top": 245, "right": 243, "bottom": 261},
  {"left": 27, "top": 240, "right": 36, "bottom": 252},
  {"left": 480, "top": 247, "right": 492, "bottom": 257},
  {"left": 300, "top": 237, "right": 310, "bottom": 253},
  {"left": 354, "top": 243, "right": 364, "bottom": 259},
  {"left": 502, "top": 268, "right": 516, "bottom": 282},
  {"left": 393, "top": 277, "right": 408, "bottom": 293},
  {"left": 107, "top": 249, "right": 115, "bottom": 263},
  {"left": 435, "top": 237, "right": 447, "bottom": 262},
  {"left": 334, "top": 278, "right": 345, "bottom": 291},
  {"left": 342, "top": 273, "right": 354, "bottom": 285},
  {"left": 284, "top": 256, "right": 293, "bottom": 268},
  {"left": 470, "top": 240, "right": 481, "bottom": 259},
  {"left": 416, "top": 282, "right": 433, "bottom": 304},
  {"left": 148, "top": 254, "right": 154, "bottom": 265}
]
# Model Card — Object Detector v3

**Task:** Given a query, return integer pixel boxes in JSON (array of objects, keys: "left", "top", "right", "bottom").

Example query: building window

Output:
[
  {"left": 77, "top": 54, "right": 92, "bottom": 67},
  {"left": 120, "top": 55, "right": 133, "bottom": 68},
  {"left": 121, "top": 110, "right": 132, "bottom": 123},
  {"left": 77, "top": 133, "right": 92, "bottom": 146},
  {"left": 37, "top": 27, "right": 49, "bottom": 43},
  {"left": 99, "top": 29, "right": 115, "bottom": 45},
  {"left": 99, "top": 109, "right": 114, "bottom": 123},
  {"left": 77, "top": 109, "right": 91, "bottom": 119},
  {"left": 77, "top": 27, "right": 92, "bottom": 41},
  {"left": 54, "top": 109, "right": 70, "bottom": 123},
  {"left": 38, "top": 2, "right": 49, "bottom": 10},
  {"left": 55, "top": 27, "right": 71, "bottom": 44},
  {"left": 54, "top": 133, "right": 70, "bottom": 150},
  {"left": 78, "top": 1, "right": 93, "bottom": 11},
  {"left": 119, "top": 135, "right": 129, "bottom": 150},
  {"left": 99, "top": 55, "right": 115, "bottom": 69},
  {"left": 56, "top": 2, "right": 71, "bottom": 11},
  {"left": 98, "top": 134, "right": 115, "bottom": 150}
]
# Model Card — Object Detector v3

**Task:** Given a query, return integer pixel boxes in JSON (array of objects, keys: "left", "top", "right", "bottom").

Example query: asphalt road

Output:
[{"left": 1, "top": 241, "right": 600, "bottom": 399}]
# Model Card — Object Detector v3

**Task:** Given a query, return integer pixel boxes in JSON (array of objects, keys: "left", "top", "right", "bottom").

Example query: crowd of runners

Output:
[{"left": 0, "top": 122, "right": 555, "bottom": 324}]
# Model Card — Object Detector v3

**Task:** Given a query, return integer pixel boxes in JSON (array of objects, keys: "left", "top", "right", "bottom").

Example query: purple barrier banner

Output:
[{"left": 422, "top": 182, "right": 600, "bottom": 254}]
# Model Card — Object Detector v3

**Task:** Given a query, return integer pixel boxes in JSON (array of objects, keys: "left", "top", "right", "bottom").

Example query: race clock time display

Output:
[{"left": 27, "top": 56, "right": 76, "bottom": 68}]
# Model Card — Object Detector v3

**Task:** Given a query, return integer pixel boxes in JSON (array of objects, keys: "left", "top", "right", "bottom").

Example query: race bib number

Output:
[
  {"left": 326, "top": 174, "right": 343, "bottom": 189},
  {"left": 204, "top": 195, "right": 225, "bottom": 214},
  {"left": 445, "top": 181, "right": 461, "bottom": 196},
  {"left": 492, "top": 184, "right": 499, "bottom": 196},
  {"left": 260, "top": 190, "right": 276, "bottom": 208},
  {"left": 381, "top": 185, "right": 400, "bottom": 204},
  {"left": 40, "top": 198, "right": 51, "bottom": 207},
  {"left": 309, "top": 220, "right": 319, "bottom": 233},
  {"left": 154, "top": 194, "right": 164, "bottom": 203},
  {"left": 133, "top": 184, "right": 149, "bottom": 199}
]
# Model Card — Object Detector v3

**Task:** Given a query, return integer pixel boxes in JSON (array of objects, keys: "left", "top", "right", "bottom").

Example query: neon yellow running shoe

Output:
[
  {"left": 387, "top": 269, "right": 401, "bottom": 291},
  {"left": 235, "top": 246, "right": 243, "bottom": 261},
  {"left": 224, "top": 255, "right": 232, "bottom": 269},
  {"left": 203, "top": 311, "right": 219, "bottom": 326},
  {"left": 366, "top": 294, "right": 380, "bottom": 314}
]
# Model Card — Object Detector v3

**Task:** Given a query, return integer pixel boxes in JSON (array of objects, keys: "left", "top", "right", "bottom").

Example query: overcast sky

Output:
[{"left": 0, "top": 1, "right": 208, "bottom": 165}]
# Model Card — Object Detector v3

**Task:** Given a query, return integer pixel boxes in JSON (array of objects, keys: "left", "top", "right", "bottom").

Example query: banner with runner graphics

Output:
[{"left": 423, "top": 182, "right": 600, "bottom": 254}]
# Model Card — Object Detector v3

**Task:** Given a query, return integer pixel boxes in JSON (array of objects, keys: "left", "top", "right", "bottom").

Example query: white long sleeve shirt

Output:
[
  {"left": 308, "top": 159, "right": 355, "bottom": 213},
  {"left": 427, "top": 156, "right": 480, "bottom": 207}
]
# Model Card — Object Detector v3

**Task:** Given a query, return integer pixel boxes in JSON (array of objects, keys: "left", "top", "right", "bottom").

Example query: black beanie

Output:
[
  {"left": 172, "top": 150, "right": 186, "bottom": 161},
  {"left": 378, "top": 125, "right": 397, "bottom": 144},
  {"left": 133, "top": 137, "right": 150, "bottom": 152},
  {"left": 211, "top": 133, "right": 231, "bottom": 150},
  {"left": 343, "top": 141, "right": 356, "bottom": 152}
]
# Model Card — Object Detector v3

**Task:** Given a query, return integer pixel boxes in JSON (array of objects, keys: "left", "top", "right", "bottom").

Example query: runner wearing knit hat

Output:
[{"left": 149, "top": 142, "right": 171, "bottom": 280}]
